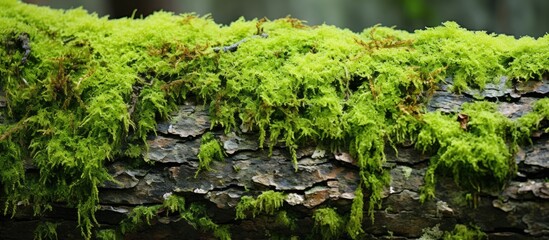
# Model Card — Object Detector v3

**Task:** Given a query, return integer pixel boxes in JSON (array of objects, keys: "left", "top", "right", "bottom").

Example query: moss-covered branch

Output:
[{"left": 1, "top": 0, "right": 549, "bottom": 239}]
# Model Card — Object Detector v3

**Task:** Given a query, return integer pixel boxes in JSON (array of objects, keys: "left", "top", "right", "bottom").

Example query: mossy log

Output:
[{"left": 1, "top": 1, "right": 549, "bottom": 239}]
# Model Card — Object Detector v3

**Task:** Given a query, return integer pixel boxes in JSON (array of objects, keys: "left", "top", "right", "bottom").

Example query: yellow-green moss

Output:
[
  {"left": 119, "top": 195, "right": 230, "bottom": 240},
  {"left": 417, "top": 101, "right": 516, "bottom": 201},
  {"left": 514, "top": 98, "right": 549, "bottom": 143},
  {"left": 1, "top": 0, "right": 549, "bottom": 239},
  {"left": 96, "top": 229, "right": 120, "bottom": 240},
  {"left": 443, "top": 224, "right": 487, "bottom": 240},
  {"left": 34, "top": 221, "right": 59, "bottom": 240},
  {"left": 419, "top": 224, "right": 486, "bottom": 240},
  {"left": 346, "top": 187, "right": 364, "bottom": 239},
  {"left": 235, "top": 190, "right": 285, "bottom": 219},
  {"left": 313, "top": 207, "right": 345, "bottom": 240},
  {"left": 195, "top": 132, "right": 225, "bottom": 177}
]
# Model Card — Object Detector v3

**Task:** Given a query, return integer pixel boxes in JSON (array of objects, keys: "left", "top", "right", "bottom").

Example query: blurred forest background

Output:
[{"left": 24, "top": 0, "right": 548, "bottom": 37}]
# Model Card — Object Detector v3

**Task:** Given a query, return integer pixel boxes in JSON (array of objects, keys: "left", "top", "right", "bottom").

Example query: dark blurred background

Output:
[{"left": 23, "top": 0, "right": 548, "bottom": 37}]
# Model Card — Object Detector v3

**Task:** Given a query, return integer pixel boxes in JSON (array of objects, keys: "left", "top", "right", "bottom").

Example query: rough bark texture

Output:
[{"left": 1, "top": 77, "right": 548, "bottom": 240}]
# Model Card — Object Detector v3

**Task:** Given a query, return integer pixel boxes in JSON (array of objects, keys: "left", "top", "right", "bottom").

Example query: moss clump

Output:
[
  {"left": 416, "top": 101, "right": 516, "bottom": 201},
  {"left": 419, "top": 224, "right": 486, "bottom": 240},
  {"left": 346, "top": 187, "right": 365, "bottom": 239},
  {"left": 313, "top": 207, "right": 345, "bottom": 240},
  {"left": 1, "top": 1, "right": 549, "bottom": 238},
  {"left": 120, "top": 194, "right": 230, "bottom": 240},
  {"left": 275, "top": 211, "right": 296, "bottom": 230},
  {"left": 34, "top": 221, "right": 59, "bottom": 240},
  {"left": 443, "top": 224, "right": 487, "bottom": 240},
  {"left": 417, "top": 99, "right": 549, "bottom": 202},
  {"left": 235, "top": 190, "right": 285, "bottom": 219},
  {"left": 513, "top": 98, "right": 549, "bottom": 143},
  {"left": 96, "top": 229, "right": 119, "bottom": 240},
  {"left": 195, "top": 132, "right": 225, "bottom": 177}
]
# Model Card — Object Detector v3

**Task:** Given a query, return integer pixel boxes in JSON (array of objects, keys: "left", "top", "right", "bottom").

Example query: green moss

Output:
[
  {"left": 1, "top": 1, "right": 549, "bottom": 238},
  {"left": 443, "top": 224, "right": 487, "bottom": 240},
  {"left": 420, "top": 224, "right": 486, "bottom": 240},
  {"left": 96, "top": 229, "right": 120, "bottom": 240},
  {"left": 34, "top": 221, "right": 58, "bottom": 240},
  {"left": 513, "top": 98, "right": 549, "bottom": 143},
  {"left": 275, "top": 211, "right": 296, "bottom": 230},
  {"left": 120, "top": 205, "right": 161, "bottom": 233},
  {"left": 120, "top": 195, "right": 230, "bottom": 239},
  {"left": 195, "top": 132, "right": 225, "bottom": 177},
  {"left": 346, "top": 187, "right": 364, "bottom": 239},
  {"left": 312, "top": 207, "right": 345, "bottom": 240},
  {"left": 181, "top": 203, "right": 231, "bottom": 240},
  {"left": 255, "top": 190, "right": 285, "bottom": 215},
  {"left": 417, "top": 102, "right": 516, "bottom": 201},
  {"left": 235, "top": 190, "right": 285, "bottom": 219},
  {"left": 235, "top": 196, "right": 255, "bottom": 220},
  {"left": 416, "top": 99, "right": 549, "bottom": 202}
]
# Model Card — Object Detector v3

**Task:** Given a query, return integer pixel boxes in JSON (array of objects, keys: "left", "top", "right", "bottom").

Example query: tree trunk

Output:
[
  {"left": 1, "top": 2, "right": 548, "bottom": 240},
  {"left": 1, "top": 80, "right": 549, "bottom": 239}
]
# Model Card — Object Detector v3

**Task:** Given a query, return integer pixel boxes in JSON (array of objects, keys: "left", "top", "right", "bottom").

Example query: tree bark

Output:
[{"left": 1, "top": 79, "right": 548, "bottom": 239}]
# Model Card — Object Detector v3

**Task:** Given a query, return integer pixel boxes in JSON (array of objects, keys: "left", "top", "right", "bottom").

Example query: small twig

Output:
[{"left": 0, "top": 119, "right": 27, "bottom": 141}]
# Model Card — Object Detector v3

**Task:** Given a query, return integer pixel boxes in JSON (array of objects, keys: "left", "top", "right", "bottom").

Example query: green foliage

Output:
[
  {"left": 255, "top": 190, "right": 285, "bottom": 215},
  {"left": 417, "top": 102, "right": 515, "bottom": 201},
  {"left": 181, "top": 203, "right": 231, "bottom": 240},
  {"left": 419, "top": 224, "right": 486, "bottom": 240},
  {"left": 443, "top": 224, "right": 487, "bottom": 240},
  {"left": 163, "top": 193, "right": 186, "bottom": 213},
  {"left": 275, "top": 211, "right": 296, "bottom": 230},
  {"left": 413, "top": 22, "right": 511, "bottom": 92},
  {"left": 34, "top": 221, "right": 58, "bottom": 240},
  {"left": 1, "top": 1, "right": 549, "bottom": 239},
  {"left": 313, "top": 207, "right": 345, "bottom": 240},
  {"left": 96, "top": 229, "right": 120, "bottom": 240},
  {"left": 235, "top": 196, "right": 255, "bottom": 220},
  {"left": 195, "top": 132, "right": 225, "bottom": 177},
  {"left": 235, "top": 190, "right": 285, "bottom": 219},
  {"left": 120, "top": 194, "right": 184, "bottom": 233},
  {"left": 0, "top": 2, "right": 216, "bottom": 238},
  {"left": 513, "top": 98, "right": 549, "bottom": 143},
  {"left": 120, "top": 195, "right": 230, "bottom": 239},
  {"left": 0, "top": 132, "right": 24, "bottom": 217},
  {"left": 507, "top": 35, "right": 549, "bottom": 80},
  {"left": 120, "top": 205, "right": 161, "bottom": 234},
  {"left": 346, "top": 187, "right": 364, "bottom": 239}
]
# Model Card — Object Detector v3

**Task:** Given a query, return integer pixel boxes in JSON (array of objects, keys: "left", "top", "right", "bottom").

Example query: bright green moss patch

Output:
[
  {"left": 417, "top": 101, "right": 516, "bottom": 201},
  {"left": 514, "top": 98, "right": 549, "bottom": 143},
  {"left": 417, "top": 99, "right": 549, "bottom": 202},
  {"left": 120, "top": 194, "right": 230, "bottom": 240},
  {"left": 419, "top": 224, "right": 486, "bottom": 240},
  {"left": 235, "top": 190, "right": 285, "bottom": 219},
  {"left": 313, "top": 207, "right": 345, "bottom": 240},
  {"left": 1, "top": 0, "right": 549, "bottom": 239},
  {"left": 195, "top": 132, "right": 225, "bottom": 177},
  {"left": 96, "top": 229, "right": 119, "bottom": 240},
  {"left": 443, "top": 224, "right": 487, "bottom": 240},
  {"left": 346, "top": 187, "right": 365, "bottom": 239}
]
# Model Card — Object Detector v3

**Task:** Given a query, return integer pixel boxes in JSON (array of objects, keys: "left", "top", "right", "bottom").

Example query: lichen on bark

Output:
[{"left": 1, "top": 0, "right": 549, "bottom": 239}]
